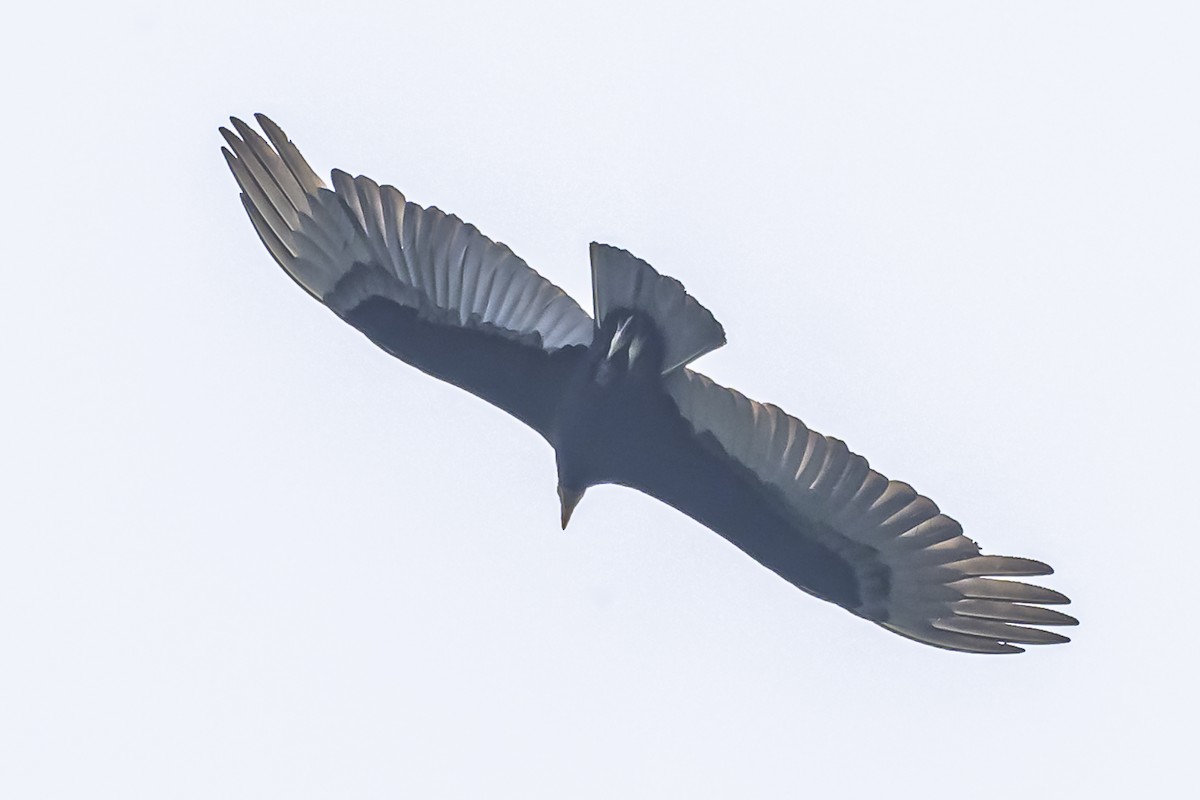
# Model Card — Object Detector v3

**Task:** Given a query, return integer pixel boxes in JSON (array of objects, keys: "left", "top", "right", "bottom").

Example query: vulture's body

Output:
[{"left": 222, "top": 115, "right": 1076, "bottom": 653}]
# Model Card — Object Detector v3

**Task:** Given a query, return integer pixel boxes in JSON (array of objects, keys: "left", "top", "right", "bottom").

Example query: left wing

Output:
[
  {"left": 636, "top": 368, "right": 1077, "bottom": 654},
  {"left": 221, "top": 115, "right": 595, "bottom": 436}
]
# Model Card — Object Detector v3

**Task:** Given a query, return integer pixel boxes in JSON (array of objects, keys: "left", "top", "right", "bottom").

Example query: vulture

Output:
[{"left": 221, "top": 114, "right": 1076, "bottom": 654}]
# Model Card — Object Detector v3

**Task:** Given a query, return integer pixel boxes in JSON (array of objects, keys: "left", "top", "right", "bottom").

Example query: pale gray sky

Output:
[{"left": 3, "top": 1, "right": 1196, "bottom": 797}]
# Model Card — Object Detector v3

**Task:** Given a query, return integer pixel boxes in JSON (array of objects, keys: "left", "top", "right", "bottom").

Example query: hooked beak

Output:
[{"left": 558, "top": 486, "right": 585, "bottom": 530}]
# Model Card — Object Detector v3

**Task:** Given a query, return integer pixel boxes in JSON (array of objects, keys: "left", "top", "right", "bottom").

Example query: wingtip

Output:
[
  {"left": 229, "top": 116, "right": 266, "bottom": 147},
  {"left": 254, "top": 112, "right": 282, "bottom": 133}
]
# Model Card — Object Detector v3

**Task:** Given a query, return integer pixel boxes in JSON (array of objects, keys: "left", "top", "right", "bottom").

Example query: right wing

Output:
[
  {"left": 221, "top": 114, "right": 595, "bottom": 436},
  {"left": 633, "top": 367, "right": 1077, "bottom": 654}
]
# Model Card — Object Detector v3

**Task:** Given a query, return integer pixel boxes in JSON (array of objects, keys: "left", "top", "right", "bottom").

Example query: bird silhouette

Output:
[{"left": 222, "top": 114, "right": 1075, "bottom": 653}]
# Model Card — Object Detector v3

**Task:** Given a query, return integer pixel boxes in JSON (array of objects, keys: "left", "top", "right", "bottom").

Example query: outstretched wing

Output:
[
  {"left": 627, "top": 368, "right": 1076, "bottom": 654},
  {"left": 221, "top": 114, "right": 595, "bottom": 436}
]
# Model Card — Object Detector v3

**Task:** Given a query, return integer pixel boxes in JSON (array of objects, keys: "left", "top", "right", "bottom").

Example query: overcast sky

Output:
[{"left": 3, "top": 2, "right": 1197, "bottom": 797}]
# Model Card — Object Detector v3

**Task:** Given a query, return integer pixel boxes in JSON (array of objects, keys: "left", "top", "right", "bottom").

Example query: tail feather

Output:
[{"left": 590, "top": 243, "right": 725, "bottom": 373}]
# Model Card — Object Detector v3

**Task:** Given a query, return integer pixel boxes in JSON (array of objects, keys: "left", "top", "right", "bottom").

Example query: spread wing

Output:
[
  {"left": 221, "top": 114, "right": 594, "bottom": 436},
  {"left": 632, "top": 368, "right": 1076, "bottom": 654}
]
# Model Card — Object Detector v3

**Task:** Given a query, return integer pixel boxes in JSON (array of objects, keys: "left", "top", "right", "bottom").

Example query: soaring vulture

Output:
[{"left": 221, "top": 114, "right": 1075, "bottom": 654}]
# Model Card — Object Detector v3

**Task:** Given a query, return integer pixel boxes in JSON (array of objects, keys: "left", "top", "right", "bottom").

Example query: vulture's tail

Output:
[{"left": 589, "top": 243, "right": 726, "bottom": 374}]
